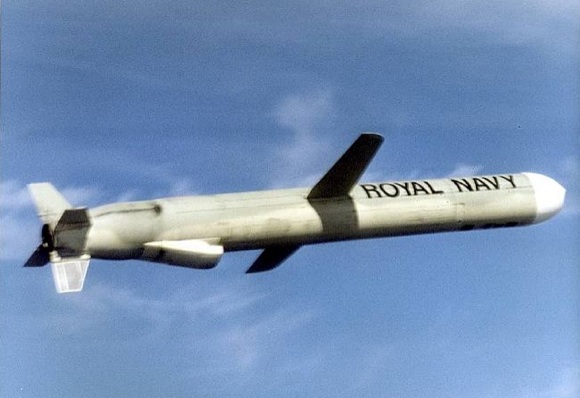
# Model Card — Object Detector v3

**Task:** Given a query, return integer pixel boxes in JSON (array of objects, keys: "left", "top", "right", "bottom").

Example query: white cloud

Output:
[
  {"left": 61, "top": 186, "right": 103, "bottom": 207},
  {"left": 44, "top": 281, "right": 263, "bottom": 337},
  {"left": 274, "top": 89, "right": 334, "bottom": 139},
  {"left": 167, "top": 177, "right": 199, "bottom": 197},
  {"left": 1, "top": 181, "right": 43, "bottom": 261},
  {"left": 560, "top": 156, "right": 579, "bottom": 179},
  {"left": 548, "top": 366, "right": 580, "bottom": 398},
  {"left": 446, "top": 163, "right": 484, "bottom": 178},
  {"left": 363, "top": 163, "right": 484, "bottom": 184},
  {"left": 217, "top": 307, "right": 316, "bottom": 371},
  {"left": 270, "top": 89, "right": 336, "bottom": 187},
  {"left": 0, "top": 176, "right": 201, "bottom": 262},
  {"left": 0, "top": 180, "right": 34, "bottom": 211},
  {"left": 110, "top": 159, "right": 201, "bottom": 199},
  {"left": 0, "top": 212, "right": 38, "bottom": 263},
  {"left": 555, "top": 156, "right": 580, "bottom": 217},
  {"left": 192, "top": 1, "right": 578, "bottom": 53},
  {"left": 42, "top": 279, "right": 319, "bottom": 383},
  {"left": 0, "top": 180, "right": 103, "bottom": 261}
]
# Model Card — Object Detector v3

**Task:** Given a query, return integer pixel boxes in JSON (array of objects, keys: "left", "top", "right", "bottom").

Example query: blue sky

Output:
[{"left": 1, "top": 1, "right": 579, "bottom": 397}]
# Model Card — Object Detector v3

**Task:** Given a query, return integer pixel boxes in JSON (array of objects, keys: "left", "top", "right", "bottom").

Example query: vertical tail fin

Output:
[{"left": 28, "top": 183, "right": 72, "bottom": 229}]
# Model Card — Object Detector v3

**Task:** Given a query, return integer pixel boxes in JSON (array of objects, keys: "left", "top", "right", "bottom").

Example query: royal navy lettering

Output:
[
  {"left": 500, "top": 174, "right": 516, "bottom": 188},
  {"left": 362, "top": 175, "right": 517, "bottom": 199},
  {"left": 361, "top": 180, "right": 445, "bottom": 199},
  {"left": 361, "top": 184, "right": 382, "bottom": 198},
  {"left": 450, "top": 175, "right": 516, "bottom": 193},
  {"left": 424, "top": 181, "right": 444, "bottom": 194},
  {"left": 379, "top": 183, "right": 399, "bottom": 197}
]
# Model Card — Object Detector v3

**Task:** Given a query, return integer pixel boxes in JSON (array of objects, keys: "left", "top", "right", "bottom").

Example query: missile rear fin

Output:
[
  {"left": 50, "top": 255, "right": 90, "bottom": 293},
  {"left": 25, "top": 184, "right": 93, "bottom": 293},
  {"left": 54, "top": 208, "right": 91, "bottom": 257},
  {"left": 28, "top": 183, "right": 72, "bottom": 229}
]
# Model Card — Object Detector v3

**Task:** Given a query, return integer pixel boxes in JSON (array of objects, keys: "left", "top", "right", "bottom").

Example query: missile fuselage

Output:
[
  {"left": 26, "top": 134, "right": 566, "bottom": 293},
  {"left": 85, "top": 172, "right": 564, "bottom": 261}
]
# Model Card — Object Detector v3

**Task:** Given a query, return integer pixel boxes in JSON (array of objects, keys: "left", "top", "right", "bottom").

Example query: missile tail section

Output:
[{"left": 24, "top": 183, "right": 92, "bottom": 293}]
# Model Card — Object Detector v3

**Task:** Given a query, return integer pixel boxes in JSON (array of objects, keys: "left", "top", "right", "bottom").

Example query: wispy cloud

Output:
[
  {"left": 166, "top": 177, "right": 199, "bottom": 197},
  {"left": 0, "top": 174, "right": 201, "bottom": 263},
  {"left": 215, "top": 307, "right": 317, "bottom": 371},
  {"left": 1, "top": 181, "right": 47, "bottom": 261},
  {"left": 102, "top": 157, "right": 201, "bottom": 199},
  {"left": 364, "top": 163, "right": 485, "bottom": 184},
  {"left": 43, "top": 281, "right": 266, "bottom": 340},
  {"left": 446, "top": 163, "right": 484, "bottom": 178},
  {"left": 269, "top": 89, "right": 336, "bottom": 188},
  {"left": 43, "top": 280, "right": 319, "bottom": 383},
  {"left": 274, "top": 89, "right": 334, "bottom": 141},
  {"left": 548, "top": 366, "right": 580, "bottom": 398},
  {"left": 61, "top": 186, "right": 104, "bottom": 207},
  {"left": 0, "top": 180, "right": 103, "bottom": 261},
  {"left": 550, "top": 156, "right": 580, "bottom": 217},
  {"left": 0, "top": 180, "right": 34, "bottom": 211},
  {"left": 563, "top": 165, "right": 579, "bottom": 216},
  {"left": 183, "top": 1, "right": 578, "bottom": 53},
  {"left": 156, "top": 0, "right": 579, "bottom": 52}
]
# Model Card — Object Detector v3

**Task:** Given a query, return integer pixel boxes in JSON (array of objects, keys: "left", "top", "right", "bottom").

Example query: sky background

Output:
[{"left": 1, "top": 1, "right": 579, "bottom": 397}]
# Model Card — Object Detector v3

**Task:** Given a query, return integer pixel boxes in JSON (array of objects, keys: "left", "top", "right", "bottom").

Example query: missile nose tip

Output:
[{"left": 523, "top": 172, "right": 566, "bottom": 223}]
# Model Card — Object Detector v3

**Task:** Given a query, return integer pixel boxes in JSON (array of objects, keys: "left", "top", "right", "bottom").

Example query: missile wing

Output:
[{"left": 246, "top": 133, "right": 383, "bottom": 273}]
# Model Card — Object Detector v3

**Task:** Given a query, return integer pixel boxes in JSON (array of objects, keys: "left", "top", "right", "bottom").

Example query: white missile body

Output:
[{"left": 24, "top": 134, "right": 566, "bottom": 293}]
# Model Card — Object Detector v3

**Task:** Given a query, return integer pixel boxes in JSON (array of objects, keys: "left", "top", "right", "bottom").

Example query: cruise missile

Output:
[{"left": 24, "top": 134, "right": 566, "bottom": 293}]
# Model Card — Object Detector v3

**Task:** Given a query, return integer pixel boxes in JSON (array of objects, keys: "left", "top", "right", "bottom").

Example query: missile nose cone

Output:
[{"left": 523, "top": 172, "right": 566, "bottom": 223}]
